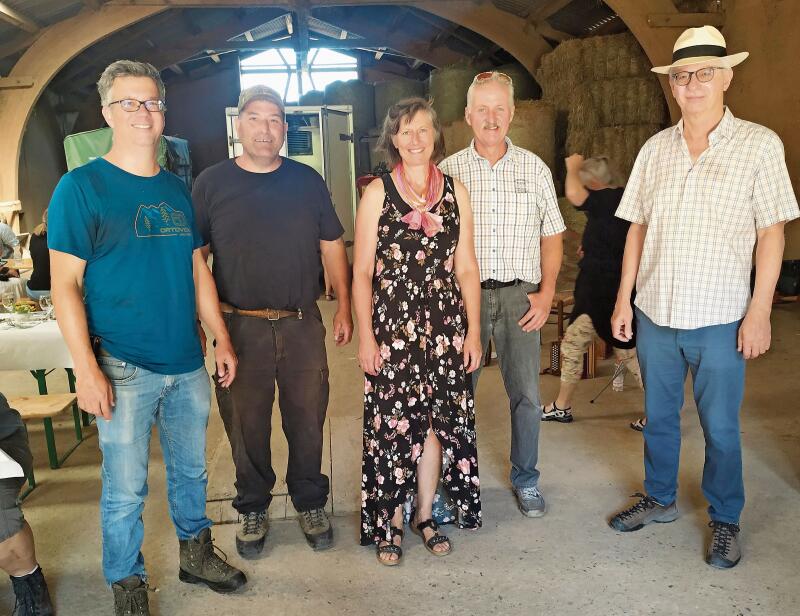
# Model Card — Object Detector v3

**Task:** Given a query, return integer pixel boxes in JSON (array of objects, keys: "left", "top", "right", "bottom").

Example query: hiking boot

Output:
[
  {"left": 513, "top": 485, "right": 546, "bottom": 518},
  {"left": 236, "top": 510, "right": 268, "bottom": 559},
  {"left": 706, "top": 521, "right": 741, "bottom": 569},
  {"left": 112, "top": 575, "right": 149, "bottom": 616},
  {"left": 298, "top": 507, "right": 333, "bottom": 551},
  {"left": 542, "top": 402, "right": 573, "bottom": 423},
  {"left": 609, "top": 493, "right": 679, "bottom": 532},
  {"left": 10, "top": 567, "right": 54, "bottom": 616},
  {"left": 179, "top": 527, "right": 247, "bottom": 594}
]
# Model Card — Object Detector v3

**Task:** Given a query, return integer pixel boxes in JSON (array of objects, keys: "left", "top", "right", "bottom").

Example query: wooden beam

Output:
[
  {"left": 0, "top": 32, "right": 39, "bottom": 60},
  {"left": 0, "top": 77, "right": 33, "bottom": 89},
  {"left": 0, "top": 5, "right": 167, "bottom": 202},
  {"left": 167, "top": 39, "right": 389, "bottom": 52},
  {"left": 647, "top": 12, "right": 725, "bottom": 28},
  {"left": 532, "top": 0, "right": 574, "bottom": 21},
  {"left": 0, "top": 1, "right": 40, "bottom": 33}
]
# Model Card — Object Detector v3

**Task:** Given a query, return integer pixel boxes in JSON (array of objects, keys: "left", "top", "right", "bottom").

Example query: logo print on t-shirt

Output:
[{"left": 135, "top": 203, "right": 192, "bottom": 238}]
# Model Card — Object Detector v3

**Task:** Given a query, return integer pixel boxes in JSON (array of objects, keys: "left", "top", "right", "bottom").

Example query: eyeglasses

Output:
[
  {"left": 670, "top": 66, "right": 725, "bottom": 87},
  {"left": 108, "top": 99, "right": 167, "bottom": 112},
  {"left": 472, "top": 71, "right": 513, "bottom": 86}
]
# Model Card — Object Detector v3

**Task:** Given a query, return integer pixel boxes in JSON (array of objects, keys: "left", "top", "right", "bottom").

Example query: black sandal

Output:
[
  {"left": 376, "top": 526, "right": 404, "bottom": 566},
  {"left": 412, "top": 518, "right": 452, "bottom": 556}
]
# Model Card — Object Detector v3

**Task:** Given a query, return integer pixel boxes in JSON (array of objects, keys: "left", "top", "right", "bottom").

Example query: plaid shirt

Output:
[
  {"left": 616, "top": 107, "right": 799, "bottom": 329},
  {"left": 440, "top": 139, "right": 565, "bottom": 285}
]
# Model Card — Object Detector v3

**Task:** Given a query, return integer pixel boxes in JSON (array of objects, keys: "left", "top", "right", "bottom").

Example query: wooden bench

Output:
[{"left": 10, "top": 393, "right": 87, "bottom": 500}]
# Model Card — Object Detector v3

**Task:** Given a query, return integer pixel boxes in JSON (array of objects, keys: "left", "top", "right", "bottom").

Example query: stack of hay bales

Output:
[
  {"left": 428, "top": 62, "right": 489, "bottom": 124},
  {"left": 440, "top": 101, "right": 556, "bottom": 170},
  {"left": 495, "top": 62, "right": 541, "bottom": 101},
  {"left": 536, "top": 32, "right": 668, "bottom": 184},
  {"left": 374, "top": 78, "right": 426, "bottom": 126},
  {"left": 299, "top": 90, "right": 324, "bottom": 106}
]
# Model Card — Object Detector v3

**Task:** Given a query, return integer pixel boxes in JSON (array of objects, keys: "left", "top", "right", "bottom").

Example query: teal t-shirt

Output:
[{"left": 48, "top": 158, "right": 204, "bottom": 375}]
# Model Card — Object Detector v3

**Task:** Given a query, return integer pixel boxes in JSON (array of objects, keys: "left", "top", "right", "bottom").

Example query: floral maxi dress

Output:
[{"left": 360, "top": 174, "right": 481, "bottom": 546}]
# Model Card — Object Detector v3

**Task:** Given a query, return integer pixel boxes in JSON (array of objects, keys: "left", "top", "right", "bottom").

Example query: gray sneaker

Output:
[
  {"left": 236, "top": 510, "right": 269, "bottom": 558},
  {"left": 706, "top": 521, "right": 741, "bottom": 569},
  {"left": 112, "top": 575, "right": 149, "bottom": 616},
  {"left": 609, "top": 493, "right": 679, "bottom": 532},
  {"left": 513, "top": 486, "right": 546, "bottom": 518},
  {"left": 298, "top": 507, "right": 333, "bottom": 551}
]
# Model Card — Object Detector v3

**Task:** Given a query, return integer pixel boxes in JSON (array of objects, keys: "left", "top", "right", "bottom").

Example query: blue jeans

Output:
[
  {"left": 636, "top": 309, "right": 746, "bottom": 524},
  {"left": 472, "top": 282, "right": 542, "bottom": 489},
  {"left": 96, "top": 356, "right": 212, "bottom": 585}
]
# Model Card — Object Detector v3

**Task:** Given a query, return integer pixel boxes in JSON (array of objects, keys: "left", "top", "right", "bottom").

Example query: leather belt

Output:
[
  {"left": 480, "top": 279, "right": 521, "bottom": 290},
  {"left": 220, "top": 302, "right": 303, "bottom": 321}
]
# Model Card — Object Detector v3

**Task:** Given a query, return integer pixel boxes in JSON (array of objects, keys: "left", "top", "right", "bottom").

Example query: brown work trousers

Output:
[{"left": 216, "top": 307, "right": 330, "bottom": 514}]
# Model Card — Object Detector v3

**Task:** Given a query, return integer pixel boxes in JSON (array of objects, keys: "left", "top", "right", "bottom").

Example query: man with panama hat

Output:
[{"left": 607, "top": 26, "right": 799, "bottom": 568}]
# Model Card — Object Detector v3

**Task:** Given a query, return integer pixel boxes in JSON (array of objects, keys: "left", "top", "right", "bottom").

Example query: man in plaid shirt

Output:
[
  {"left": 608, "top": 26, "right": 799, "bottom": 569},
  {"left": 440, "top": 71, "right": 565, "bottom": 518}
]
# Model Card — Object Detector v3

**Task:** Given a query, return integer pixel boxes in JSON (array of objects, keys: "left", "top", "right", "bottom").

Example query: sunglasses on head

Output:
[{"left": 472, "top": 71, "right": 513, "bottom": 85}]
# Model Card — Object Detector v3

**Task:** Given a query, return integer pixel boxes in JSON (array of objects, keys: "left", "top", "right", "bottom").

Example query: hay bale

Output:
[
  {"left": 585, "top": 123, "right": 663, "bottom": 181},
  {"left": 441, "top": 120, "right": 473, "bottom": 157},
  {"left": 495, "top": 62, "right": 540, "bottom": 101},
  {"left": 325, "top": 79, "right": 376, "bottom": 136},
  {"left": 374, "top": 78, "right": 426, "bottom": 127},
  {"left": 508, "top": 100, "right": 556, "bottom": 171},
  {"left": 589, "top": 78, "right": 667, "bottom": 127},
  {"left": 299, "top": 90, "right": 324, "bottom": 106},
  {"left": 559, "top": 196, "right": 586, "bottom": 235},
  {"left": 429, "top": 63, "right": 479, "bottom": 124}
]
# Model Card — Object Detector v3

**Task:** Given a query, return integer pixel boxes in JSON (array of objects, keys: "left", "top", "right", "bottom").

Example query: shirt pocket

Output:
[{"left": 512, "top": 191, "right": 536, "bottom": 236}]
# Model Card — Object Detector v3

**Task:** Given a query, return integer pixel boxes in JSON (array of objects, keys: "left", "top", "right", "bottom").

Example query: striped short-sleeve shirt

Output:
[
  {"left": 616, "top": 107, "right": 799, "bottom": 330},
  {"left": 439, "top": 139, "right": 565, "bottom": 285}
]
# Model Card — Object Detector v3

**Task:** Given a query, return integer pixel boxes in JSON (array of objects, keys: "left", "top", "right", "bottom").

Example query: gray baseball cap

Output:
[{"left": 237, "top": 84, "right": 285, "bottom": 116}]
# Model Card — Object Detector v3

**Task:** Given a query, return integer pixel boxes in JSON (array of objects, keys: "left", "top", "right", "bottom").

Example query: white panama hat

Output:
[{"left": 651, "top": 25, "right": 749, "bottom": 74}]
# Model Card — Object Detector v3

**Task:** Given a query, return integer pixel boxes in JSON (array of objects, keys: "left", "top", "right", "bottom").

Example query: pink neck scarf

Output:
[{"left": 395, "top": 163, "right": 445, "bottom": 237}]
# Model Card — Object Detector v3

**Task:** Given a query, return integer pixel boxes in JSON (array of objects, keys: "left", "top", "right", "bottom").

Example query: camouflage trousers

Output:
[{"left": 560, "top": 313, "right": 644, "bottom": 387}]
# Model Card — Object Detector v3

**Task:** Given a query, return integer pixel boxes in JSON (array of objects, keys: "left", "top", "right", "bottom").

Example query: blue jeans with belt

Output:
[
  {"left": 636, "top": 308, "right": 746, "bottom": 524},
  {"left": 95, "top": 356, "right": 212, "bottom": 585},
  {"left": 472, "top": 281, "right": 542, "bottom": 490}
]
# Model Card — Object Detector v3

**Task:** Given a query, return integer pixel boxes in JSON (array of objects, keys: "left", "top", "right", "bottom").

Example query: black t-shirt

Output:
[
  {"left": 28, "top": 232, "right": 50, "bottom": 291},
  {"left": 192, "top": 157, "right": 344, "bottom": 311},
  {"left": 577, "top": 187, "right": 629, "bottom": 271}
]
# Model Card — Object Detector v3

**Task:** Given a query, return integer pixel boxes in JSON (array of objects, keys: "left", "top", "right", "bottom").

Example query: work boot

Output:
[
  {"left": 609, "top": 493, "right": 679, "bottom": 532},
  {"left": 179, "top": 527, "right": 247, "bottom": 594},
  {"left": 706, "top": 521, "right": 741, "bottom": 569},
  {"left": 513, "top": 485, "right": 546, "bottom": 518},
  {"left": 298, "top": 507, "right": 333, "bottom": 551},
  {"left": 236, "top": 510, "right": 269, "bottom": 559},
  {"left": 10, "top": 566, "right": 54, "bottom": 616},
  {"left": 111, "top": 575, "right": 149, "bottom": 616}
]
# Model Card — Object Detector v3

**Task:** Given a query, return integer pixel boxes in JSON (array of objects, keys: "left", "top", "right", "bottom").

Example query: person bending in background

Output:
[{"left": 542, "top": 154, "right": 645, "bottom": 429}]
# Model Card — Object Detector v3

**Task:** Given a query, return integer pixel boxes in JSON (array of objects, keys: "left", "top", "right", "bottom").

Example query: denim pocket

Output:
[{"left": 96, "top": 356, "right": 138, "bottom": 385}]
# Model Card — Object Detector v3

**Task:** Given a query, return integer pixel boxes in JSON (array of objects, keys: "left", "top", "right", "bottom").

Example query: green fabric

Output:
[{"left": 63, "top": 128, "right": 168, "bottom": 171}]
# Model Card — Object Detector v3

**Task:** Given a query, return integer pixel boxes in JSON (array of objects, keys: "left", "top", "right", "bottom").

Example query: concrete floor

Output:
[{"left": 0, "top": 299, "right": 798, "bottom": 615}]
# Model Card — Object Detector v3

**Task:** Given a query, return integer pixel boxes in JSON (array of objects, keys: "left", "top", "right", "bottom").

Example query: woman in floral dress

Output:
[{"left": 352, "top": 98, "right": 482, "bottom": 565}]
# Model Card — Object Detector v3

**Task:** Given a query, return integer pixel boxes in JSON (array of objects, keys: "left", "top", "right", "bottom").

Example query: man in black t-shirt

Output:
[{"left": 193, "top": 85, "right": 353, "bottom": 557}]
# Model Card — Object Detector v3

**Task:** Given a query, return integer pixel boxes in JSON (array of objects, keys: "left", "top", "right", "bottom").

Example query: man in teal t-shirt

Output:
[{"left": 48, "top": 60, "right": 246, "bottom": 615}]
